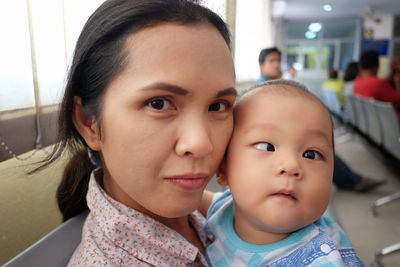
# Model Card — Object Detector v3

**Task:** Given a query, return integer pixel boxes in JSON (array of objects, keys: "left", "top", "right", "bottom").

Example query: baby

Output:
[{"left": 204, "top": 80, "right": 364, "bottom": 266}]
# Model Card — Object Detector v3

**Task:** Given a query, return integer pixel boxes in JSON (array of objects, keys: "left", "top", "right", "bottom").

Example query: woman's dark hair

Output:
[
  {"left": 36, "top": 0, "right": 231, "bottom": 221},
  {"left": 343, "top": 61, "right": 359, "bottom": 82}
]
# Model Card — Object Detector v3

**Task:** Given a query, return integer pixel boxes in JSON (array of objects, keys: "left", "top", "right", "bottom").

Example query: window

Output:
[
  {"left": 321, "top": 44, "right": 335, "bottom": 70},
  {"left": 284, "top": 18, "right": 358, "bottom": 72},
  {"left": 286, "top": 45, "right": 300, "bottom": 68},
  {"left": 394, "top": 16, "right": 400, "bottom": 37},
  {"left": 0, "top": 1, "right": 35, "bottom": 112},
  {"left": 340, "top": 42, "right": 355, "bottom": 70},
  {"left": 323, "top": 20, "right": 356, "bottom": 39},
  {"left": 0, "top": 0, "right": 106, "bottom": 113},
  {"left": 303, "top": 45, "right": 318, "bottom": 70}
]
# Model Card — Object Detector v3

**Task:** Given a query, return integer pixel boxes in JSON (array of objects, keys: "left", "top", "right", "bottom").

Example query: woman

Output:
[
  {"left": 343, "top": 61, "right": 359, "bottom": 96},
  {"left": 41, "top": 0, "right": 236, "bottom": 265}
]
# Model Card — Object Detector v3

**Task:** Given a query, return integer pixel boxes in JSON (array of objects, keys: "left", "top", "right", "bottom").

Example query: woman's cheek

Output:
[{"left": 215, "top": 119, "right": 234, "bottom": 154}]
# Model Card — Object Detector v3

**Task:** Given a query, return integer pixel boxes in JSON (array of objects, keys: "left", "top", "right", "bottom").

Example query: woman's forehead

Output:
[{"left": 111, "top": 23, "right": 234, "bottom": 88}]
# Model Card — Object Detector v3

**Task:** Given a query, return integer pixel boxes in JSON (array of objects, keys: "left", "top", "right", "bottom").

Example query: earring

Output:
[{"left": 87, "top": 147, "right": 102, "bottom": 167}]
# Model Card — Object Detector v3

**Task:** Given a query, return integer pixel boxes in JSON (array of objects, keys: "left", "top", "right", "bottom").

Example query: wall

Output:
[
  {"left": 362, "top": 14, "right": 394, "bottom": 77},
  {"left": 0, "top": 106, "right": 58, "bottom": 162}
]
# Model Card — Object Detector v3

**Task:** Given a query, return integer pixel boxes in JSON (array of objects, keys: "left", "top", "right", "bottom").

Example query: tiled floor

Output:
[{"left": 333, "top": 130, "right": 400, "bottom": 267}]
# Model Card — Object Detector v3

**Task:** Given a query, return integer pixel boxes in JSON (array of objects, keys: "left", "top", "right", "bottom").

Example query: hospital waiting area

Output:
[{"left": 1, "top": 0, "right": 400, "bottom": 266}]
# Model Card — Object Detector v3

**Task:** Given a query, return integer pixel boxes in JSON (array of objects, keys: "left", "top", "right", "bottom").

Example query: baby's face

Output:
[{"left": 225, "top": 87, "right": 334, "bottom": 244}]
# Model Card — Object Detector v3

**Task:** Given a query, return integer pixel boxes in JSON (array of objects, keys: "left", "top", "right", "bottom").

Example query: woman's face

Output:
[{"left": 97, "top": 23, "right": 236, "bottom": 218}]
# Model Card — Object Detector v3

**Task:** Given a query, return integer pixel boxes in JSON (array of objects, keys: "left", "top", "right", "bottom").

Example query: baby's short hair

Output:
[
  {"left": 235, "top": 79, "right": 335, "bottom": 149},
  {"left": 236, "top": 79, "right": 318, "bottom": 106}
]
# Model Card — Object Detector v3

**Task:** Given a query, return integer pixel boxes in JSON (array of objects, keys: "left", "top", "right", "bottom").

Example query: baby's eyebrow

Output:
[
  {"left": 241, "top": 123, "right": 277, "bottom": 134},
  {"left": 307, "top": 129, "right": 333, "bottom": 147}
]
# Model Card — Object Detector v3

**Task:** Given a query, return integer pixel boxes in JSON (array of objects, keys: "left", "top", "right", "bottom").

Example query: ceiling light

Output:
[
  {"left": 305, "top": 31, "right": 317, "bottom": 39},
  {"left": 323, "top": 4, "right": 332, "bottom": 12},
  {"left": 308, "top": 22, "right": 322, "bottom": 32}
]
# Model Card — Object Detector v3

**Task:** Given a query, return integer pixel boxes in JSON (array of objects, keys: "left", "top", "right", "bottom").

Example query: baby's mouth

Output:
[{"left": 271, "top": 189, "right": 297, "bottom": 200}]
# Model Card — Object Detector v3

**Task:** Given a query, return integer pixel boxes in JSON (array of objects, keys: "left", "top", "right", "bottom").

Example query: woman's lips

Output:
[{"left": 164, "top": 173, "right": 209, "bottom": 190}]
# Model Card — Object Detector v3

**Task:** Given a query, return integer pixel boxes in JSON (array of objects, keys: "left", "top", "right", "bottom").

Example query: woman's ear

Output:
[
  {"left": 216, "top": 159, "right": 228, "bottom": 186},
  {"left": 72, "top": 96, "right": 101, "bottom": 151}
]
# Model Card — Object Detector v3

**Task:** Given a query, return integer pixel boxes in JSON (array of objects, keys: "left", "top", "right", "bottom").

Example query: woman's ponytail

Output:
[{"left": 56, "top": 149, "right": 94, "bottom": 221}]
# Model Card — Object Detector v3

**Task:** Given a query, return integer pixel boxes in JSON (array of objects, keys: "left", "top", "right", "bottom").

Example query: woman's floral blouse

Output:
[{"left": 68, "top": 170, "right": 208, "bottom": 267}]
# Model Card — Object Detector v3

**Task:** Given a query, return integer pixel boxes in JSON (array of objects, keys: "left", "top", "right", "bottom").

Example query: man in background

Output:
[
  {"left": 354, "top": 49, "right": 400, "bottom": 120},
  {"left": 256, "top": 47, "right": 282, "bottom": 83}
]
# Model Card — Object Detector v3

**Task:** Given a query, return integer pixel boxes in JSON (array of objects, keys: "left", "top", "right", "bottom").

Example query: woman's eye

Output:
[
  {"left": 147, "top": 98, "right": 172, "bottom": 110},
  {"left": 254, "top": 142, "right": 275, "bottom": 152},
  {"left": 303, "top": 150, "right": 323, "bottom": 160},
  {"left": 209, "top": 101, "right": 228, "bottom": 112}
]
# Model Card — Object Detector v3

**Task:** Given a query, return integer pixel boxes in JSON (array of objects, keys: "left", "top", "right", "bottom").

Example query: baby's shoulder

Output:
[
  {"left": 315, "top": 216, "right": 353, "bottom": 248},
  {"left": 207, "top": 189, "right": 232, "bottom": 218}
]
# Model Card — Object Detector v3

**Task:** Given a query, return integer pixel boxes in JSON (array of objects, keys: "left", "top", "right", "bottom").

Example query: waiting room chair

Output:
[
  {"left": 352, "top": 96, "right": 369, "bottom": 135},
  {"left": 2, "top": 210, "right": 89, "bottom": 267},
  {"left": 344, "top": 94, "right": 357, "bottom": 126},
  {"left": 373, "top": 100, "right": 400, "bottom": 160},
  {"left": 320, "top": 89, "right": 345, "bottom": 121},
  {"left": 370, "top": 100, "right": 400, "bottom": 266},
  {"left": 362, "top": 98, "right": 382, "bottom": 146}
]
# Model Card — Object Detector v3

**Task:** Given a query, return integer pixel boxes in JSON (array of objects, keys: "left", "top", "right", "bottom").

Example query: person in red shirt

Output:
[
  {"left": 387, "top": 57, "right": 400, "bottom": 93},
  {"left": 354, "top": 49, "right": 400, "bottom": 120}
]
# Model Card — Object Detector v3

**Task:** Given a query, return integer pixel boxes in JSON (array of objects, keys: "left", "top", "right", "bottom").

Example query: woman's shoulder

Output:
[{"left": 68, "top": 216, "right": 150, "bottom": 266}]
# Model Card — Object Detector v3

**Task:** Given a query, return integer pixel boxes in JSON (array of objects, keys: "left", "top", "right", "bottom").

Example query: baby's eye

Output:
[
  {"left": 253, "top": 142, "right": 275, "bottom": 152},
  {"left": 303, "top": 150, "right": 323, "bottom": 160},
  {"left": 209, "top": 101, "right": 229, "bottom": 112},
  {"left": 147, "top": 98, "right": 173, "bottom": 110}
]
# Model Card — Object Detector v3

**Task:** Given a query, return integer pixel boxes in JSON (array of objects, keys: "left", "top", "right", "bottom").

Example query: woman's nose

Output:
[{"left": 175, "top": 116, "right": 213, "bottom": 158}]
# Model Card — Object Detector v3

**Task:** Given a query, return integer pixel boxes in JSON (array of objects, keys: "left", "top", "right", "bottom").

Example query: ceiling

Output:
[{"left": 273, "top": 0, "right": 400, "bottom": 20}]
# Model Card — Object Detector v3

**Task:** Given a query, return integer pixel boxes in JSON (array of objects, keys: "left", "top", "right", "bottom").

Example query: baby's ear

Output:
[{"left": 216, "top": 159, "right": 228, "bottom": 186}]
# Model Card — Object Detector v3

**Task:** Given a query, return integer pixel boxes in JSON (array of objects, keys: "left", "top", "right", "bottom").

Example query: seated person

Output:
[
  {"left": 354, "top": 49, "right": 400, "bottom": 120},
  {"left": 343, "top": 61, "right": 359, "bottom": 96},
  {"left": 322, "top": 68, "right": 345, "bottom": 106},
  {"left": 283, "top": 64, "right": 297, "bottom": 80},
  {"left": 386, "top": 57, "right": 400, "bottom": 94},
  {"left": 256, "top": 47, "right": 282, "bottom": 83},
  {"left": 203, "top": 80, "right": 364, "bottom": 266}
]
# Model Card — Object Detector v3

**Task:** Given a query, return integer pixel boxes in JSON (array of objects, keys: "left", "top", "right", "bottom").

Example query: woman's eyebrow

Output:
[
  {"left": 217, "top": 88, "right": 237, "bottom": 97},
  {"left": 138, "top": 82, "right": 237, "bottom": 97},
  {"left": 139, "top": 82, "right": 188, "bottom": 95}
]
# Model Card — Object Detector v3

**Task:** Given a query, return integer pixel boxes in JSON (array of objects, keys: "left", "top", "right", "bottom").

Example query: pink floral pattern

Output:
[{"left": 68, "top": 170, "right": 208, "bottom": 266}]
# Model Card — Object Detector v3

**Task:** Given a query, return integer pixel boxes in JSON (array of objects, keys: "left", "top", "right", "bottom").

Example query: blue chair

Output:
[
  {"left": 344, "top": 94, "right": 357, "bottom": 126},
  {"left": 373, "top": 100, "right": 400, "bottom": 160},
  {"left": 352, "top": 96, "right": 369, "bottom": 135},
  {"left": 362, "top": 98, "right": 382, "bottom": 146},
  {"left": 369, "top": 100, "right": 400, "bottom": 266}
]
